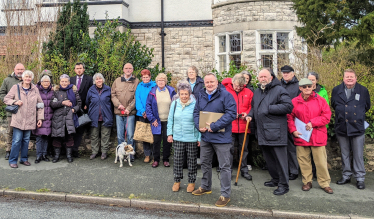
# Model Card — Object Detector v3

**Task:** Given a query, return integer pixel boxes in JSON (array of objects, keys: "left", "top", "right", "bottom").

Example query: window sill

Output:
[{"left": 1, "top": 8, "right": 34, "bottom": 12}]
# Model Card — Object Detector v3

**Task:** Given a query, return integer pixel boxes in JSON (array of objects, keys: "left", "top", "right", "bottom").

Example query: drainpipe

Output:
[{"left": 160, "top": 0, "right": 166, "bottom": 68}]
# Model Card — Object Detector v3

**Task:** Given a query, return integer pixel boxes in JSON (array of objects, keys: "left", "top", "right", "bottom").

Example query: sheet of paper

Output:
[
  {"left": 295, "top": 118, "right": 313, "bottom": 142},
  {"left": 365, "top": 121, "right": 370, "bottom": 129},
  {"left": 199, "top": 111, "right": 225, "bottom": 132}
]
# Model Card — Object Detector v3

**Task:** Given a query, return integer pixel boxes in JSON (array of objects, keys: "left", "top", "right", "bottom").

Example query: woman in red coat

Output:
[
  {"left": 222, "top": 74, "right": 253, "bottom": 180},
  {"left": 287, "top": 78, "right": 333, "bottom": 194}
]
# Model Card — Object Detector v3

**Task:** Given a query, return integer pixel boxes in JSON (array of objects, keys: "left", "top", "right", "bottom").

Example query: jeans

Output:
[
  {"left": 116, "top": 115, "right": 135, "bottom": 149},
  {"left": 9, "top": 128, "right": 31, "bottom": 164},
  {"left": 36, "top": 135, "right": 49, "bottom": 157},
  {"left": 139, "top": 116, "right": 152, "bottom": 156}
]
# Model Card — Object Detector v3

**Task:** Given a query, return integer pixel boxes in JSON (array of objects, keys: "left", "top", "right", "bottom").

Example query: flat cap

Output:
[
  {"left": 299, "top": 78, "right": 313, "bottom": 86},
  {"left": 281, "top": 65, "right": 294, "bottom": 73}
]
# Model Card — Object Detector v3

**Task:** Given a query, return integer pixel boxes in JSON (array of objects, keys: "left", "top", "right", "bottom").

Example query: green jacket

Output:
[
  {"left": 315, "top": 84, "right": 330, "bottom": 128},
  {"left": 0, "top": 73, "right": 22, "bottom": 117},
  {"left": 316, "top": 84, "right": 329, "bottom": 105}
]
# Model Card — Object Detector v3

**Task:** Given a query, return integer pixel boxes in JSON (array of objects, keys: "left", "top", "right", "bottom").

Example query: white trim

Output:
[
  {"left": 256, "top": 30, "right": 293, "bottom": 75},
  {"left": 215, "top": 31, "right": 243, "bottom": 72}
]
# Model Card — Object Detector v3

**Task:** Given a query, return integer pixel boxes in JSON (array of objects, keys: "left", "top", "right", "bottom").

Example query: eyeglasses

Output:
[{"left": 301, "top": 85, "right": 312, "bottom": 89}]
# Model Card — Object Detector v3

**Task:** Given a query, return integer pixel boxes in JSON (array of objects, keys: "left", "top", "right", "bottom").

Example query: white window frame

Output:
[
  {"left": 215, "top": 31, "right": 242, "bottom": 73},
  {"left": 256, "top": 30, "right": 294, "bottom": 75}
]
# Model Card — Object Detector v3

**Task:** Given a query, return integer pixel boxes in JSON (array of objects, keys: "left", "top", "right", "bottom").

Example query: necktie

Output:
[{"left": 77, "top": 77, "right": 82, "bottom": 90}]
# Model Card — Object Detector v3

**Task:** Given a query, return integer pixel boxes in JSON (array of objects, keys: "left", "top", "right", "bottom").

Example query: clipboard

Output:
[{"left": 199, "top": 111, "right": 225, "bottom": 132}]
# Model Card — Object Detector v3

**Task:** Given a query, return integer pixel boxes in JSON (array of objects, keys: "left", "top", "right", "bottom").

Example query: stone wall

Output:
[
  {"left": 131, "top": 26, "right": 214, "bottom": 77},
  {"left": 212, "top": 0, "right": 297, "bottom": 26}
]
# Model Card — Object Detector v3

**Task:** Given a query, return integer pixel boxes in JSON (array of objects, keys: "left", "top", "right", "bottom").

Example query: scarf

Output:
[
  {"left": 60, "top": 84, "right": 79, "bottom": 128},
  {"left": 180, "top": 99, "right": 192, "bottom": 109}
]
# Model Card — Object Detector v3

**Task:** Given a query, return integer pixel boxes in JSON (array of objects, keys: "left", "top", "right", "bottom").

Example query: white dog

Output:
[{"left": 114, "top": 142, "right": 135, "bottom": 167}]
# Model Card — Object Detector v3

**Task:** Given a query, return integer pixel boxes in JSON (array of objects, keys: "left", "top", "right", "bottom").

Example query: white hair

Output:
[
  {"left": 59, "top": 74, "right": 70, "bottom": 81},
  {"left": 40, "top": 75, "right": 51, "bottom": 82},
  {"left": 93, "top": 73, "right": 105, "bottom": 84},
  {"left": 22, "top": 70, "right": 34, "bottom": 80}
]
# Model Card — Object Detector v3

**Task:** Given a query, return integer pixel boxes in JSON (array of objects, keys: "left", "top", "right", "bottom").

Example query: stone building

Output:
[{"left": 0, "top": 0, "right": 303, "bottom": 75}]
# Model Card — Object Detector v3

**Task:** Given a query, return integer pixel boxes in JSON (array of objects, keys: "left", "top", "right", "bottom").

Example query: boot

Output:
[
  {"left": 35, "top": 156, "right": 42, "bottom": 164},
  {"left": 66, "top": 147, "right": 73, "bottom": 163},
  {"left": 42, "top": 155, "right": 50, "bottom": 162},
  {"left": 52, "top": 147, "right": 61, "bottom": 163},
  {"left": 5, "top": 151, "right": 10, "bottom": 160}
]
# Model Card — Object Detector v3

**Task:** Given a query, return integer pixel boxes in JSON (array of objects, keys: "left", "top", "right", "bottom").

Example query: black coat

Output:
[
  {"left": 331, "top": 82, "right": 371, "bottom": 136},
  {"left": 50, "top": 85, "right": 82, "bottom": 137},
  {"left": 189, "top": 76, "right": 205, "bottom": 100},
  {"left": 70, "top": 75, "right": 93, "bottom": 112},
  {"left": 249, "top": 77, "right": 293, "bottom": 146},
  {"left": 281, "top": 76, "right": 300, "bottom": 99}
]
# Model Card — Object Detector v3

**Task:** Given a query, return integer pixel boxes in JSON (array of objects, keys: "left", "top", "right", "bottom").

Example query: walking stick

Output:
[{"left": 234, "top": 119, "right": 250, "bottom": 186}]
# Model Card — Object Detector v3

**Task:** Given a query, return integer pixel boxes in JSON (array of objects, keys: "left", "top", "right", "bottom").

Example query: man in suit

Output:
[
  {"left": 331, "top": 69, "right": 371, "bottom": 190},
  {"left": 70, "top": 62, "right": 93, "bottom": 158}
]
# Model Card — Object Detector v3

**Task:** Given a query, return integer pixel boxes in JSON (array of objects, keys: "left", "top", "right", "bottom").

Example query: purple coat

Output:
[{"left": 33, "top": 83, "right": 54, "bottom": 136}]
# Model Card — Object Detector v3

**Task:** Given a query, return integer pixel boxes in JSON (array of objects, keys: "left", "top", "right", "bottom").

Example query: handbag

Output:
[
  {"left": 5, "top": 84, "right": 20, "bottom": 114},
  {"left": 133, "top": 120, "right": 154, "bottom": 144},
  {"left": 77, "top": 109, "right": 92, "bottom": 127}
]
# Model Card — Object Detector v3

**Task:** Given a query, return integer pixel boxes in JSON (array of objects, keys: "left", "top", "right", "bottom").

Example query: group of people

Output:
[{"left": 0, "top": 62, "right": 370, "bottom": 208}]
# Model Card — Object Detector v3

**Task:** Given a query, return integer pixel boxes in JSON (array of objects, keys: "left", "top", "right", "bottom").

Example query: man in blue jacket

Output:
[
  {"left": 331, "top": 69, "right": 371, "bottom": 190},
  {"left": 192, "top": 72, "right": 236, "bottom": 207}
]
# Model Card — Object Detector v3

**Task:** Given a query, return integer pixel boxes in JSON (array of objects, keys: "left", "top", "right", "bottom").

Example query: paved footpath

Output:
[{"left": 0, "top": 150, "right": 373, "bottom": 218}]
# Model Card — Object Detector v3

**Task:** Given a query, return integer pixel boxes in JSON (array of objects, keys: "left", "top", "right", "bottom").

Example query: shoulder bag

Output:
[{"left": 5, "top": 84, "right": 20, "bottom": 114}]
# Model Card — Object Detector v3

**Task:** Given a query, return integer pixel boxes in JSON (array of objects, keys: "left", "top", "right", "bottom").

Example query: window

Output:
[
  {"left": 5, "top": 0, "right": 31, "bottom": 9},
  {"left": 256, "top": 30, "right": 293, "bottom": 74},
  {"left": 215, "top": 32, "right": 242, "bottom": 73}
]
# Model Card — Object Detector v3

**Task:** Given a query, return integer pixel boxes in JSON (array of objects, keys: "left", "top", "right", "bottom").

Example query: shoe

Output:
[
  {"left": 35, "top": 156, "right": 42, "bottom": 164},
  {"left": 66, "top": 148, "right": 73, "bottom": 163},
  {"left": 172, "top": 182, "right": 181, "bottom": 192},
  {"left": 163, "top": 161, "right": 170, "bottom": 167},
  {"left": 90, "top": 154, "right": 97, "bottom": 160},
  {"left": 289, "top": 174, "right": 298, "bottom": 180},
  {"left": 9, "top": 163, "right": 18, "bottom": 168},
  {"left": 20, "top": 161, "right": 31, "bottom": 166},
  {"left": 101, "top": 153, "right": 107, "bottom": 160},
  {"left": 273, "top": 187, "right": 289, "bottom": 195},
  {"left": 216, "top": 167, "right": 221, "bottom": 172},
  {"left": 5, "top": 151, "right": 10, "bottom": 160},
  {"left": 72, "top": 150, "right": 80, "bottom": 158},
  {"left": 42, "top": 155, "right": 50, "bottom": 162},
  {"left": 241, "top": 172, "right": 253, "bottom": 181},
  {"left": 302, "top": 182, "right": 312, "bottom": 191},
  {"left": 144, "top": 156, "right": 150, "bottom": 163},
  {"left": 187, "top": 183, "right": 195, "bottom": 193},
  {"left": 357, "top": 181, "right": 365, "bottom": 190},
  {"left": 215, "top": 196, "right": 230, "bottom": 207},
  {"left": 322, "top": 187, "right": 334, "bottom": 194},
  {"left": 152, "top": 161, "right": 159, "bottom": 168},
  {"left": 247, "top": 165, "right": 252, "bottom": 171},
  {"left": 336, "top": 178, "right": 351, "bottom": 185},
  {"left": 192, "top": 187, "right": 212, "bottom": 196},
  {"left": 52, "top": 147, "right": 61, "bottom": 163},
  {"left": 264, "top": 181, "right": 277, "bottom": 187}
]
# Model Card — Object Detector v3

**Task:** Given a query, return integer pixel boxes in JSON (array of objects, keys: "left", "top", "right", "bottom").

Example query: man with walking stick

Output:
[{"left": 246, "top": 68, "right": 293, "bottom": 195}]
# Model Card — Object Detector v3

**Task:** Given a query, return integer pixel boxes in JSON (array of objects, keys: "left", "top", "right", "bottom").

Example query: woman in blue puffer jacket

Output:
[
  {"left": 135, "top": 69, "right": 156, "bottom": 163},
  {"left": 167, "top": 81, "right": 201, "bottom": 193}
]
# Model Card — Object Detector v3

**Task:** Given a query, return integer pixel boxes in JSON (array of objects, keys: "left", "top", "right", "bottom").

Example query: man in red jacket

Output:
[
  {"left": 287, "top": 78, "right": 333, "bottom": 194},
  {"left": 222, "top": 74, "right": 253, "bottom": 180}
]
